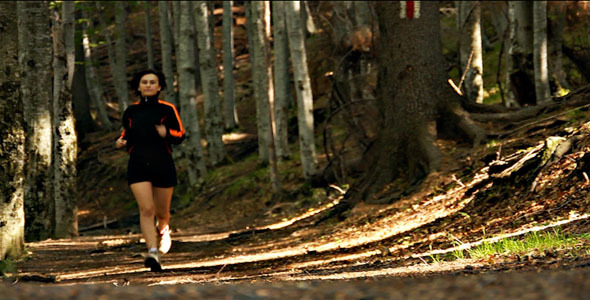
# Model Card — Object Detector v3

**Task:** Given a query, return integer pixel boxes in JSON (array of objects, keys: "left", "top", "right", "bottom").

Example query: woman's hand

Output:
[
  {"left": 115, "top": 137, "right": 127, "bottom": 148},
  {"left": 155, "top": 124, "right": 167, "bottom": 138}
]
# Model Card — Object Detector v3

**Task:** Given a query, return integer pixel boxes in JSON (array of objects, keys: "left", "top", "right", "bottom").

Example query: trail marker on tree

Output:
[{"left": 400, "top": 1, "right": 420, "bottom": 19}]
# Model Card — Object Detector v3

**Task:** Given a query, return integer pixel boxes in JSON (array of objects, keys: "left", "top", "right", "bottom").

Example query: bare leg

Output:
[
  {"left": 153, "top": 186, "right": 173, "bottom": 231},
  {"left": 130, "top": 182, "right": 158, "bottom": 250}
]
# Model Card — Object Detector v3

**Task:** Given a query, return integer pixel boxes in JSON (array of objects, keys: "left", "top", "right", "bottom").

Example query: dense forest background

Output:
[{"left": 2, "top": 1, "right": 590, "bottom": 267}]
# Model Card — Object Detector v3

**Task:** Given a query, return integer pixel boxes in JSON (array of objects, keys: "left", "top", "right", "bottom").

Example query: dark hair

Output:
[{"left": 130, "top": 69, "right": 167, "bottom": 96}]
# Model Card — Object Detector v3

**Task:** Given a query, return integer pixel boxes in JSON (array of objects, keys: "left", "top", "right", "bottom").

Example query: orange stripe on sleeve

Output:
[{"left": 158, "top": 100, "right": 185, "bottom": 135}]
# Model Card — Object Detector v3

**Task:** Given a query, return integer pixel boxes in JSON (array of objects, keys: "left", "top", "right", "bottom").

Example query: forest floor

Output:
[
  {"left": 3, "top": 4, "right": 590, "bottom": 298},
  {"left": 3, "top": 93, "right": 590, "bottom": 298}
]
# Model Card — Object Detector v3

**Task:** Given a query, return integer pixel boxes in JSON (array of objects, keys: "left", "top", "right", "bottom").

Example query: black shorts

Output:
[{"left": 127, "top": 155, "right": 177, "bottom": 187}]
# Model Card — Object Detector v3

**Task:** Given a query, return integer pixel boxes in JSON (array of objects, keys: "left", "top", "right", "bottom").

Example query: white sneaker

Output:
[
  {"left": 158, "top": 225, "right": 172, "bottom": 254},
  {"left": 144, "top": 250, "right": 162, "bottom": 272}
]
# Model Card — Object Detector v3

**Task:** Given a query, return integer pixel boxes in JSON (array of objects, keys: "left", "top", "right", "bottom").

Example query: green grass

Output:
[{"left": 466, "top": 228, "right": 584, "bottom": 260}]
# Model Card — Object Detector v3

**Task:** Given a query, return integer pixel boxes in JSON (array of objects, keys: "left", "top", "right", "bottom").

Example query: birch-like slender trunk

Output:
[
  {"left": 158, "top": 1, "right": 177, "bottom": 105},
  {"left": 222, "top": 0, "right": 238, "bottom": 130},
  {"left": 251, "top": 1, "right": 280, "bottom": 192},
  {"left": 18, "top": 1, "right": 54, "bottom": 241},
  {"left": 194, "top": 1, "right": 226, "bottom": 166},
  {"left": 114, "top": 2, "right": 129, "bottom": 114},
  {"left": 52, "top": 1, "right": 78, "bottom": 238},
  {"left": 458, "top": 1, "right": 484, "bottom": 103},
  {"left": 144, "top": 1, "right": 154, "bottom": 69},
  {"left": 82, "top": 7, "right": 112, "bottom": 129},
  {"left": 272, "top": 1, "right": 291, "bottom": 160},
  {"left": 178, "top": 1, "right": 207, "bottom": 187},
  {"left": 0, "top": 1, "right": 25, "bottom": 259},
  {"left": 286, "top": 1, "right": 318, "bottom": 179},
  {"left": 533, "top": 1, "right": 551, "bottom": 104}
]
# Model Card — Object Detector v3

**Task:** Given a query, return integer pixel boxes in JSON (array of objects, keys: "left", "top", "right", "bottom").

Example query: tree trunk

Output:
[
  {"left": 245, "top": 1, "right": 256, "bottom": 68},
  {"left": 52, "top": 1, "right": 78, "bottom": 238},
  {"left": 458, "top": 1, "right": 484, "bottom": 103},
  {"left": 82, "top": 7, "right": 112, "bottom": 130},
  {"left": 286, "top": 1, "right": 318, "bottom": 179},
  {"left": 272, "top": 1, "right": 292, "bottom": 160},
  {"left": 72, "top": 9, "right": 97, "bottom": 138},
  {"left": 251, "top": 1, "right": 280, "bottom": 192},
  {"left": 222, "top": 0, "right": 238, "bottom": 130},
  {"left": 507, "top": 1, "right": 535, "bottom": 107},
  {"left": 173, "top": 1, "right": 181, "bottom": 57},
  {"left": 96, "top": 2, "right": 127, "bottom": 117},
  {"left": 547, "top": 2, "right": 569, "bottom": 92},
  {"left": 354, "top": 1, "right": 483, "bottom": 204},
  {"left": 0, "top": 1, "right": 26, "bottom": 259},
  {"left": 114, "top": 2, "right": 129, "bottom": 115},
  {"left": 158, "top": 1, "right": 177, "bottom": 106},
  {"left": 144, "top": 1, "right": 155, "bottom": 70},
  {"left": 18, "top": 1, "right": 54, "bottom": 241},
  {"left": 177, "top": 1, "right": 207, "bottom": 186},
  {"left": 533, "top": 1, "right": 551, "bottom": 104},
  {"left": 194, "top": 1, "right": 226, "bottom": 166}
]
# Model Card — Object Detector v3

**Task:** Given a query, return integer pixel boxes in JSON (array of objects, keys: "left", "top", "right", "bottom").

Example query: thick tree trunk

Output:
[
  {"left": 194, "top": 1, "right": 226, "bottom": 166},
  {"left": 173, "top": 1, "right": 181, "bottom": 53},
  {"left": 354, "top": 1, "right": 483, "bottom": 204},
  {"left": 158, "top": 1, "right": 177, "bottom": 106},
  {"left": 507, "top": 1, "right": 535, "bottom": 107},
  {"left": 144, "top": 1, "right": 155, "bottom": 70},
  {"left": 52, "top": 1, "right": 78, "bottom": 238},
  {"left": 251, "top": 1, "right": 280, "bottom": 192},
  {"left": 272, "top": 1, "right": 292, "bottom": 160},
  {"left": 0, "top": 1, "right": 26, "bottom": 259},
  {"left": 178, "top": 1, "right": 207, "bottom": 186},
  {"left": 547, "top": 2, "right": 569, "bottom": 92},
  {"left": 18, "top": 1, "right": 54, "bottom": 241},
  {"left": 222, "top": 0, "right": 238, "bottom": 130},
  {"left": 533, "top": 1, "right": 551, "bottom": 104},
  {"left": 458, "top": 1, "right": 484, "bottom": 103},
  {"left": 286, "top": 1, "right": 318, "bottom": 179}
]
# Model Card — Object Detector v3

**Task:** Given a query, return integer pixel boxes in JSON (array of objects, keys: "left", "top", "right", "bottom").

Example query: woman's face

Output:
[{"left": 138, "top": 73, "right": 161, "bottom": 97}]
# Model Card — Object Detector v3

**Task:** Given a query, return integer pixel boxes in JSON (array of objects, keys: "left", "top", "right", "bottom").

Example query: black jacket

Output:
[{"left": 120, "top": 95, "right": 185, "bottom": 159}]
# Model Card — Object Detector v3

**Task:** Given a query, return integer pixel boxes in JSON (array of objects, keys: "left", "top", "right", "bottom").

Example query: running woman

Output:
[{"left": 115, "top": 69, "right": 185, "bottom": 271}]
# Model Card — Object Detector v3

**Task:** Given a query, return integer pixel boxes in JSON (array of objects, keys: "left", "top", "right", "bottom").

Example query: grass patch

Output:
[{"left": 466, "top": 228, "right": 584, "bottom": 260}]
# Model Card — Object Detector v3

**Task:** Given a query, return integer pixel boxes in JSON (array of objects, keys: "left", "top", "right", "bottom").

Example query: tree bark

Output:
[
  {"left": 194, "top": 1, "right": 226, "bottom": 166},
  {"left": 114, "top": 2, "right": 129, "bottom": 115},
  {"left": 144, "top": 1, "right": 155, "bottom": 70},
  {"left": 0, "top": 1, "right": 26, "bottom": 259},
  {"left": 52, "top": 1, "right": 78, "bottom": 238},
  {"left": 272, "top": 1, "right": 292, "bottom": 160},
  {"left": 82, "top": 7, "right": 112, "bottom": 130},
  {"left": 458, "top": 1, "right": 484, "bottom": 103},
  {"left": 547, "top": 2, "right": 570, "bottom": 92},
  {"left": 222, "top": 0, "right": 238, "bottom": 130},
  {"left": 251, "top": 1, "right": 280, "bottom": 192},
  {"left": 353, "top": 1, "right": 483, "bottom": 204},
  {"left": 286, "top": 1, "right": 318, "bottom": 179},
  {"left": 533, "top": 1, "right": 551, "bottom": 104},
  {"left": 96, "top": 2, "right": 128, "bottom": 117},
  {"left": 158, "top": 1, "right": 177, "bottom": 106},
  {"left": 507, "top": 1, "right": 535, "bottom": 107},
  {"left": 18, "top": 1, "right": 54, "bottom": 241},
  {"left": 177, "top": 1, "right": 207, "bottom": 186}
]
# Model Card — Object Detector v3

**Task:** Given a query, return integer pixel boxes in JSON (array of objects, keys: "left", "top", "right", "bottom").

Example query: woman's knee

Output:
[{"left": 138, "top": 205, "right": 156, "bottom": 217}]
